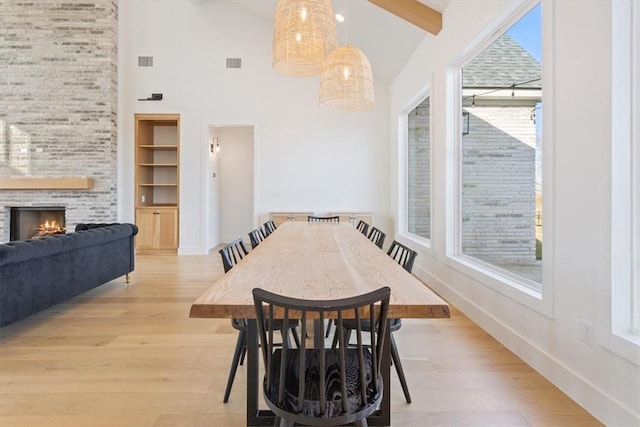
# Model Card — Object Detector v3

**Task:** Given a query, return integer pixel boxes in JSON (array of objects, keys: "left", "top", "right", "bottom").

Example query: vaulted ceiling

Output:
[{"left": 231, "top": 0, "right": 450, "bottom": 82}]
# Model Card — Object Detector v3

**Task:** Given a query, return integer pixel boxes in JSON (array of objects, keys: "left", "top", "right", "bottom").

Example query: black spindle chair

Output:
[
  {"left": 367, "top": 226, "right": 386, "bottom": 249},
  {"left": 307, "top": 215, "right": 340, "bottom": 222},
  {"left": 219, "top": 238, "right": 300, "bottom": 403},
  {"left": 248, "top": 227, "right": 267, "bottom": 249},
  {"left": 334, "top": 240, "right": 417, "bottom": 404},
  {"left": 263, "top": 219, "right": 277, "bottom": 237},
  {"left": 356, "top": 219, "right": 369, "bottom": 236},
  {"left": 253, "top": 286, "right": 391, "bottom": 427}
]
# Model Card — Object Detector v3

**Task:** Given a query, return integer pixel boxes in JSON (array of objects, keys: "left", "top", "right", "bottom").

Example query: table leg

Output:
[
  {"left": 379, "top": 319, "right": 392, "bottom": 425},
  {"left": 247, "top": 319, "right": 260, "bottom": 426}
]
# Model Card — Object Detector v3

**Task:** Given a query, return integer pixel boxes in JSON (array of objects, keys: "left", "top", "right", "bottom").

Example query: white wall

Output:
[
  {"left": 390, "top": 1, "right": 639, "bottom": 425},
  {"left": 118, "top": 1, "right": 392, "bottom": 254}
]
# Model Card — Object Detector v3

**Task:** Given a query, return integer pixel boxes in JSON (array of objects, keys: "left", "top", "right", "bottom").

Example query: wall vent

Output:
[
  {"left": 138, "top": 56, "right": 153, "bottom": 67},
  {"left": 226, "top": 58, "right": 242, "bottom": 69}
]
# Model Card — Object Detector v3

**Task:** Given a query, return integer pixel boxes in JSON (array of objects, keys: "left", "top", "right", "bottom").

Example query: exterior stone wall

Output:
[
  {"left": 461, "top": 103, "right": 537, "bottom": 263},
  {"left": 407, "top": 97, "right": 431, "bottom": 240},
  {"left": 0, "top": 1, "right": 118, "bottom": 241}
]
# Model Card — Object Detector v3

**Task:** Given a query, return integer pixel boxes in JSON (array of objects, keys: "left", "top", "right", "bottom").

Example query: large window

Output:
[
  {"left": 458, "top": 4, "right": 542, "bottom": 288},
  {"left": 610, "top": 0, "right": 640, "bottom": 360},
  {"left": 406, "top": 96, "right": 431, "bottom": 241}
]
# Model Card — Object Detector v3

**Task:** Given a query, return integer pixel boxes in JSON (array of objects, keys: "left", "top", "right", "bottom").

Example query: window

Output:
[
  {"left": 405, "top": 96, "right": 431, "bottom": 242},
  {"left": 608, "top": 0, "right": 640, "bottom": 363},
  {"left": 457, "top": 4, "right": 543, "bottom": 289}
]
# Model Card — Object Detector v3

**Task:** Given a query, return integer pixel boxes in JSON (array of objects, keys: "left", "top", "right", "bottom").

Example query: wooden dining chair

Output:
[
  {"left": 219, "top": 238, "right": 301, "bottom": 404},
  {"left": 263, "top": 219, "right": 277, "bottom": 237},
  {"left": 248, "top": 227, "right": 266, "bottom": 249},
  {"left": 356, "top": 219, "right": 369, "bottom": 236},
  {"left": 307, "top": 215, "right": 340, "bottom": 222},
  {"left": 253, "top": 286, "right": 391, "bottom": 427},
  {"left": 333, "top": 240, "right": 417, "bottom": 404},
  {"left": 367, "top": 226, "right": 386, "bottom": 249},
  {"left": 219, "top": 238, "right": 249, "bottom": 273}
]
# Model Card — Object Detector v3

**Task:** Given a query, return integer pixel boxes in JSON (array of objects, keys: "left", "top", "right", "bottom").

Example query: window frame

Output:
[
  {"left": 445, "top": 0, "right": 553, "bottom": 317},
  {"left": 399, "top": 87, "right": 433, "bottom": 251},
  {"left": 605, "top": 0, "right": 640, "bottom": 365}
]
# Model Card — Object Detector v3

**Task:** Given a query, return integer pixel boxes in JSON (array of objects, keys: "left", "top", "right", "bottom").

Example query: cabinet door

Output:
[
  {"left": 156, "top": 208, "right": 178, "bottom": 249},
  {"left": 135, "top": 209, "right": 157, "bottom": 250},
  {"left": 291, "top": 212, "right": 313, "bottom": 222},
  {"left": 332, "top": 213, "right": 354, "bottom": 224},
  {"left": 270, "top": 213, "right": 291, "bottom": 227},
  {"left": 354, "top": 214, "right": 373, "bottom": 227}
]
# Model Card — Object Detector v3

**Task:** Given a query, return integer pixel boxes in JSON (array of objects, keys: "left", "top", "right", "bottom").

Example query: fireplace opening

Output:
[{"left": 10, "top": 207, "right": 66, "bottom": 241}]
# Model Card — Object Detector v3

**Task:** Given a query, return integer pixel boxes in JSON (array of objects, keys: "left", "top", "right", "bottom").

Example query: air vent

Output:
[
  {"left": 226, "top": 58, "right": 242, "bottom": 69},
  {"left": 138, "top": 56, "right": 153, "bottom": 67}
]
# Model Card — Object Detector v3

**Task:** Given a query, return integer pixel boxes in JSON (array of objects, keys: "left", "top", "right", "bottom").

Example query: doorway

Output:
[{"left": 208, "top": 125, "right": 255, "bottom": 247}]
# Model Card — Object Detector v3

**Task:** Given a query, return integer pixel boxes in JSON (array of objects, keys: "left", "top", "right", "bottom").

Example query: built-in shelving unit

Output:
[{"left": 134, "top": 114, "right": 180, "bottom": 252}]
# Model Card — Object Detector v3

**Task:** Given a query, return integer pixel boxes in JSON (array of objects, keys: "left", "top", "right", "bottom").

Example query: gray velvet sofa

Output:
[{"left": 0, "top": 223, "right": 138, "bottom": 327}]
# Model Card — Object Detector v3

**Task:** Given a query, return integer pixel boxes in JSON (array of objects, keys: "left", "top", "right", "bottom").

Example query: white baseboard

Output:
[{"left": 413, "top": 265, "right": 639, "bottom": 426}]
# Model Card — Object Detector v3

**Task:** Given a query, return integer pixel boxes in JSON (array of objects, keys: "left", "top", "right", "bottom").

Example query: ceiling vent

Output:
[
  {"left": 226, "top": 58, "right": 242, "bottom": 69},
  {"left": 138, "top": 56, "right": 153, "bottom": 67}
]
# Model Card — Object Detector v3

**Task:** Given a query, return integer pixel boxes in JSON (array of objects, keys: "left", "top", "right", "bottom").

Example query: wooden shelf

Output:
[
  {"left": 139, "top": 163, "right": 178, "bottom": 167},
  {"left": 139, "top": 145, "right": 178, "bottom": 150},
  {"left": 0, "top": 177, "right": 94, "bottom": 190}
]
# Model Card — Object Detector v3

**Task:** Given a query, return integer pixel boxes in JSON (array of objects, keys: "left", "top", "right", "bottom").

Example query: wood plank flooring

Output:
[{"left": 0, "top": 254, "right": 602, "bottom": 426}]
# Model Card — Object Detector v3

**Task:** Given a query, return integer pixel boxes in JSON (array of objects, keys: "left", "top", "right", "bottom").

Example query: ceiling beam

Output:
[{"left": 367, "top": 0, "right": 442, "bottom": 35}]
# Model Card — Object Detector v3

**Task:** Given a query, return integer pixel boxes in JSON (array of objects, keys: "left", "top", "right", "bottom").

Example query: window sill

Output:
[{"left": 445, "top": 253, "right": 552, "bottom": 318}]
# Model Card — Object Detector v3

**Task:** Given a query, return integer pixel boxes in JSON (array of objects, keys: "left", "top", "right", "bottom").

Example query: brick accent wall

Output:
[
  {"left": 461, "top": 104, "right": 537, "bottom": 263},
  {"left": 407, "top": 97, "right": 431, "bottom": 239},
  {"left": 0, "top": 1, "right": 118, "bottom": 241}
]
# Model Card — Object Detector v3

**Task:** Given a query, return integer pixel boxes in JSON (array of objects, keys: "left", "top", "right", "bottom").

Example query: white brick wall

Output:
[
  {"left": 407, "top": 98, "right": 431, "bottom": 239},
  {"left": 461, "top": 104, "right": 537, "bottom": 262},
  {"left": 0, "top": 1, "right": 118, "bottom": 241}
]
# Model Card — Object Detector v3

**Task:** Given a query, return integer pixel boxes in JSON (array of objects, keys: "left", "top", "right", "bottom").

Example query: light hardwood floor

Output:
[{"left": 0, "top": 254, "right": 602, "bottom": 426}]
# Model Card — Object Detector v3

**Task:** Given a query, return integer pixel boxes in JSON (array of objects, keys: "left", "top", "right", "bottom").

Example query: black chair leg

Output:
[
  {"left": 390, "top": 334, "right": 411, "bottom": 403},
  {"left": 291, "top": 327, "right": 301, "bottom": 348},
  {"left": 239, "top": 346, "right": 247, "bottom": 366},
  {"left": 354, "top": 419, "right": 369, "bottom": 427},
  {"left": 223, "top": 329, "right": 247, "bottom": 403}
]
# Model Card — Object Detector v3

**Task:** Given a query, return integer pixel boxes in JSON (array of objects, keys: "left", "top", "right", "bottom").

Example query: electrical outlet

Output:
[
  {"left": 141, "top": 195, "right": 146, "bottom": 203},
  {"left": 581, "top": 319, "right": 594, "bottom": 345}
]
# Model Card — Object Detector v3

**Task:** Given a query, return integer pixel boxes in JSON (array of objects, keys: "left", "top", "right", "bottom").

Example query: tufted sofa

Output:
[{"left": 0, "top": 223, "right": 138, "bottom": 327}]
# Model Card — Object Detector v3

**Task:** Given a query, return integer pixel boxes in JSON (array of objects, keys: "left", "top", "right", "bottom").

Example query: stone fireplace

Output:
[{"left": 1, "top": 1, "right": 119, "bottom": 243}]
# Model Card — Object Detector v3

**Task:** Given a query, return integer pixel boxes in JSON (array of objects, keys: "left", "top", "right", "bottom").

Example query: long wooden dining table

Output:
[{"left": 189, "top": 221, "right": 450, "bottom": 426}]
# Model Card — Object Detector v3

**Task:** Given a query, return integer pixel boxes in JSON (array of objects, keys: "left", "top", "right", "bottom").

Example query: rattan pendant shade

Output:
[
  {"left": 273, "top": 0, "right": 337, "bottom": 77},
  {"left": 318, "top": 45, "right": 375, "bottom": 112}
]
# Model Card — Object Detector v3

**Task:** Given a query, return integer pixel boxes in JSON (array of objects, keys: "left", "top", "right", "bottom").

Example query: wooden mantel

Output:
[{"left": 0, "top": 177, "right": 94, "bottom": 190}]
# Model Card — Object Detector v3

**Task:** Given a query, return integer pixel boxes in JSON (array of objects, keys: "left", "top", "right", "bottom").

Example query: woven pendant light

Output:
[
  {"left": 273, "top": 0, "right": 337, "bottom": 77},
  {"left": 318, "top": 45, "right": 375, "bottom": 112}
]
